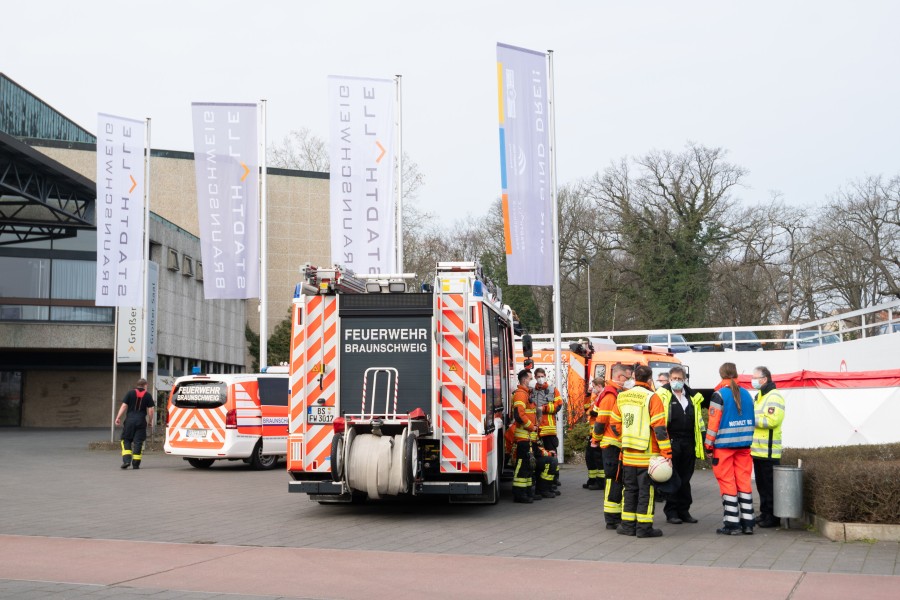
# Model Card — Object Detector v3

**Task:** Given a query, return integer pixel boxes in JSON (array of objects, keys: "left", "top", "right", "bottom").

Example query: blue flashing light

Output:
[
  {"left": 192, "top": 366, "right": 202, "bottom": 375},
  {"left": 632, "top": 344, "right": 652, "bottom": 352},
  {"left": 473, "top": 280, "right": 484, "bottom": 297},
  {"left": 294, "top": 283, "right": 301, "bottom": 298}
]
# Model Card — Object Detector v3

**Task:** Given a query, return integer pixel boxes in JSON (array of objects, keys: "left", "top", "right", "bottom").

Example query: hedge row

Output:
[{"left": 782, "top": 443, "right": 900, "bottom": 525}]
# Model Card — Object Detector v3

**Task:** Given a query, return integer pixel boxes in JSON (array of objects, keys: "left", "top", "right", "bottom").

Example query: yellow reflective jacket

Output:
[
  {"left": 658, "top": 386, "right": 706, "bottom": 459},
  {"left": 751, "top": 386, "right": 784, "bottom": 459}
]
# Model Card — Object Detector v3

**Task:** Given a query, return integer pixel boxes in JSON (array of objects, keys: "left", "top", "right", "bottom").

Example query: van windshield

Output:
[{"left": 172, "top": 381, "right": 227, "bottom": 409}]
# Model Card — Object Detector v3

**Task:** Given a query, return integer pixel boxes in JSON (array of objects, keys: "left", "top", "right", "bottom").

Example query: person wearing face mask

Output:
[
  {"left": 705, "top": 362, "right": 756, "bottom": 535},
  {"left": 583, "top": 376, "right": 605, "bottom": 490},
  {"left": 591, "top": 363, "right": 632, "bottom": 527},
  {"left": 656, "top": 366, "right": 705, "bottom": 524},
  {"left": 534, "top": 368, "right": 563, "bottom": 454},
  {"left": 750, "top": 366, "right": 785, "bottom": 528},
  {"left": 610, "top": 365, "right": 672, "bottom": 538},
  {"left": 656, "top": 373, "right": 669, "bottom": 390},
  {"left": 511, "top": 369, "right": 538, "bottom": 503}
]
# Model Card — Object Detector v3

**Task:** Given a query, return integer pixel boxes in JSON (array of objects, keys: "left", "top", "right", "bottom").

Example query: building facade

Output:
[{"left": 0, "top": 74, "right": 331, "bottom": 427}]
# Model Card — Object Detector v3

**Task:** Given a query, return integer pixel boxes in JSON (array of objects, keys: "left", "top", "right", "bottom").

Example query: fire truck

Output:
[{"left": 286, "top": 262, "right": 515, "bottom": 504}]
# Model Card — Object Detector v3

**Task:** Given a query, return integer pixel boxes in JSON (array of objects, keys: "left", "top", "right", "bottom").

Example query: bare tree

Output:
[{"left": 268, "top": 127, "right": 330, "bottom": 172}]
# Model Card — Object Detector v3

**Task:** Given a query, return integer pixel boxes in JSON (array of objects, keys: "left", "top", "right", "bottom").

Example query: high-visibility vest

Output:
[
  {"left": 512, "top": 387, "right": 536, "bottom": 441},
  {"left": 751, "top": 388, "right": 785, "bottom": 459},
  {"left": 658, "top": 387, "right": 706, "bottom": 459},
  {"left": 712, "top": 386, "right": 755, "bottom": 448},
  {"left": 617, "top": 386, "right": 653, "bottom": 451}
]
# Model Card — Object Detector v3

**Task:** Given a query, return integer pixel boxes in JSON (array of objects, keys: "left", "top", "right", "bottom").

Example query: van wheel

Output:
[
  {"left": 249, "top": 441, "right": 278, "bottom": 470},
  {"left": 187, "top": 458, "right": 214, "bottom": 469}
]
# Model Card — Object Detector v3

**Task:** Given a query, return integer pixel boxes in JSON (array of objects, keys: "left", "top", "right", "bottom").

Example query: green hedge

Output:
[{"left": 782, "top": 443, "right": 900, "bottom": 525}]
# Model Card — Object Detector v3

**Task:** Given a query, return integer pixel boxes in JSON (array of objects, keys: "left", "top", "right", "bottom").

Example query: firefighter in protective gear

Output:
[
  {"left": 657, "top": 365, "right": 705, "bottom": 524},
  {"left": 705, "top": 362, "right": 756, "bottom": 535},
  {"left": 115, "top": 378, "right": 155, "bottom": 469},
  {"left": 610, "top": 365, "right": 672, "bottom": 538},
  {"left": 583, "top": 376, "right": 605, "bottom": 490},
  {"left": 591, "top": 364, "right": 631, "bottom": 528},
  {"left": 750, "top": 366, "right": 785, "bottom": 528},
  {"left": 531, "top": 431, "right": 559, "bottom": 498},
  {"left": 511, "top": 369, "right": 538, "bottom": 503},
  {"left": 533, "top": 368, "right": 563, "bottom": 486}
]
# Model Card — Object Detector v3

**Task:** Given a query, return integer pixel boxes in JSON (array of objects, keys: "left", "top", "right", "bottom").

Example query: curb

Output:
[{"left": 810, "top": 514, "right": 900, "bottom": 542}]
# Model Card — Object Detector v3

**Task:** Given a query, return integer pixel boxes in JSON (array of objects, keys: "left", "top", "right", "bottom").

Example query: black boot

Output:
[
  {"left": 616, "top": 521, "right": 636, "bottom": 536},
  {"left": 636, "top": 524, "right": 663, "bottom": 538}
]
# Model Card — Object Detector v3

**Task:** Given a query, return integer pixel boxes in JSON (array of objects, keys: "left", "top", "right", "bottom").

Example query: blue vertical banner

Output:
[{"left": 496, "top": 43, "right": 553, "bottom": 286}]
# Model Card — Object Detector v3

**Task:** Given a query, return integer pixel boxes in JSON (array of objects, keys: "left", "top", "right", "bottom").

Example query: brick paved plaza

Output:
[{"left": 1, "top": 429, "right": 897, "bottom": 599}]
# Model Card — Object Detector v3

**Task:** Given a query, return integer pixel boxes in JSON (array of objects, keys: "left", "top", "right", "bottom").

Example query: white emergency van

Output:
[{"left": 164, "top": 368, "right": 289, "bottom": 469}]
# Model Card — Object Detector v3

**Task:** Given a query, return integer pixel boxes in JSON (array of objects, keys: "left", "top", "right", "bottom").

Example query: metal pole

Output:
[
  {"left": 396, "top": 75, "right": 403, "bottom": 273},
  {"left": 587, "top": 263, "right": 592, "bottom": 332},
  {"left": 259, "top": 100, "right": 268, "bottom": 370},
  {"left": 140, "top": 118, "right": 151, "bottom": 381},
  {"left": 548, "top": 49, "right": 564, "bottom": 461},
  {"left": 111, "top": 307, "right": 118, "bottom": 443}
]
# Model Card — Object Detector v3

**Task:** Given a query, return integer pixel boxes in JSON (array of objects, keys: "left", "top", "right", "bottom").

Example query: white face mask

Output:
[
  {"left": 623, "top": 378, "right": 635, "bottom": 389},
  {"left": 536, "top": 377, "right": 545, "bottom": 385},
  {"left": 528, "top": 379, "right": 536, "bottom": 389}
]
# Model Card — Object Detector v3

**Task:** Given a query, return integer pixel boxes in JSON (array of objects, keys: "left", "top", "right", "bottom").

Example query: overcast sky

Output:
[{"left": 4, "top": 1, "right": 899, "bottom": 222}]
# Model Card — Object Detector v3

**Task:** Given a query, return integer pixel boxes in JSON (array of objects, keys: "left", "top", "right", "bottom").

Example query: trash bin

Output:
[{"left": 773, "top": 465, "right": 803, "bottom": 519}]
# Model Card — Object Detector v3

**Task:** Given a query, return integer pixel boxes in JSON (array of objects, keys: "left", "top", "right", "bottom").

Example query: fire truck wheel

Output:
[
  {"left": 387, "top": 431, "right": 406, "bottom": 495},
  {"left": 187, "top": 458, "right": 214, "bottom": 469},
  {"left": 375, "top": 435, "right": 393, "bottom": 497},
  {"left": 343, "top": 428, "right": 357, "bottom": 487},
  {"left": 249, "top": 440, "right": 278, "bottom": 470},
  {"left": 402, "top": 431, "right": 418, "bottom": 491},
  {"left": 330, "top": 432, "right": 345, "bottom": 482}
]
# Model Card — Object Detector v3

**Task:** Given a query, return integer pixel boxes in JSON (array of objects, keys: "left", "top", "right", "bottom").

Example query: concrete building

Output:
[{"left": 0, "top": 73, "right": 330, "bottom": 427}]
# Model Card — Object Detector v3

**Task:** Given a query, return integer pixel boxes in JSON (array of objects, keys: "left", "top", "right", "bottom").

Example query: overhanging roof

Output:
[{"left": 0, "top": 130, "right": 96, "bottom": 246}]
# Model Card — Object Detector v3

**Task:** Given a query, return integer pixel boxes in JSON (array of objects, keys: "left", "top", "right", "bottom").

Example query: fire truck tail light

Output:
[
  {"left": 333, "top": 416, "right": 346, "bottom": 434},
  {"left": 225, "top": 409, "right": 237, "bottom": 429}
]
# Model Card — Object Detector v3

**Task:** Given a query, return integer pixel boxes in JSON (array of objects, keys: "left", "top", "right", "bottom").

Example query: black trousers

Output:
[
  {"left": 664, "top": 437, "right": 696, "bottom": 519},
  {"left": 512, "top": 441, "right": 534, "bottom": 497},
  {"left": 622, "top": 465, "right": 655, "bottom": 528},
  {"left": 602, "top": 445, "right": 623, "bottom": 524},
  {"left": 122, "top": 416, "right": 147, "bottom": 462},
  {"left": 753, "top": 457, "right": 779, "bottom": 519}
]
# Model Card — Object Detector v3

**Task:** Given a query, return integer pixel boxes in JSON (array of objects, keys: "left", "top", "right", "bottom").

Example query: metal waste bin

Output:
[{"left": 773, "top": 465, "right": 803, "bottom": 519}]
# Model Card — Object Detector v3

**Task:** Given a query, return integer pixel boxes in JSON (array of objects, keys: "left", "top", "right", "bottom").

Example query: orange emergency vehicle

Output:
[
  {"left": 164, "top": 368, "right": 289, "bottom": 469},
  {"left": 287, "top": 262, "right": 515, "bottom": 504},
  {"left": 516, "top": 339, "right": 686, "bottom": 426}
]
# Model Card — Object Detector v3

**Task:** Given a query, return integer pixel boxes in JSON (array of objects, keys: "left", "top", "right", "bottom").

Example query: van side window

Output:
[
  {"left": 173, "top": 382, "right": 227, "bottom": 408},
  {"left": 594, "top": 364, "right": 606, "bottom": 381},
  {"left": 258, "top": 377, "right": 289, "bottom": 406}
]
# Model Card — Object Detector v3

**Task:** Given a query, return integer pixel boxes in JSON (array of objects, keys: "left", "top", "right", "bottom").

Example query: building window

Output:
[
  {"left": 0, "top": 371, "right": 23, "bottom": 427},
  {"left": 196, "top": 261, "right": 203, "bottom": 282},
  {"left": 167, "top": 248, "right": 179, "bottom": 271},
  {"left": 182, "top": 255, "right": 194, "bottom": 277}
]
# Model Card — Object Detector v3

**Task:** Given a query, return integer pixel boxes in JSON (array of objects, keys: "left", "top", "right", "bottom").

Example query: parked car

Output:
[
  {"left": 716, "top": 330, "right": 763, "bottom": 351},
  {"left": 876, "top": 322, "right": 900, "bottom": 335},
  {"left": 784, "top": 330, "right": 842, "bottom": 349},
  {"left": 644, "top": 333, "right": 692, "bottom": 353}
]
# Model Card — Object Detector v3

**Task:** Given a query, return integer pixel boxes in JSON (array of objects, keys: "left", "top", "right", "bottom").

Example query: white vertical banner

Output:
[
  {"left": 328, "top": 76, "right": 396, "bottom": 274},
  {"left": 116, "top": 261, "right": 158, "bottom": 363},
  {"left": 191, "top": 102, "right": 260, "bottom": 299},
  {"left": 96, "top": 113, "right": 146, "bottom": 306},
  {"left": 496, "top": 43, "right": 553, "bottom": 285}
]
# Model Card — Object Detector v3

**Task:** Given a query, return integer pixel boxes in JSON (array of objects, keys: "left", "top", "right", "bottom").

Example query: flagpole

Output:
[
  {"left": 259, "top": 99, "right": 268, "bottom": 371},
  {"left": 395, "top": 75, "right": 403, "bottom": 273},
  {"left": 140, "top": 117, "right": 151, "bottom": 382},
  {"left": 547, "top": 50, "right": 564, "bottom": 462},
  {"left": 111, "top": 307, "right": 119, "bottom": 443}
]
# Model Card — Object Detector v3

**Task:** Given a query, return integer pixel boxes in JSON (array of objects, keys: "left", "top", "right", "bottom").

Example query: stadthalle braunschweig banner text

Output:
[
  {"left": 191, "top": 102, "right": 259, "bottom": 299},
  {"left": 496, "top": 44, "right": 553, "bottom": 286},
  {"left": 328, "top": 76, "right": 396, "bottom": 274},
  {"left": 95, "top": 114, "right": 146, "bottom": 307}
]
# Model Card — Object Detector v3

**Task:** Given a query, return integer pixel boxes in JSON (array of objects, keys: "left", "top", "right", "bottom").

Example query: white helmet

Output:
[{"left": 648, "top": 455, "right": 673, "bottom": 483}]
